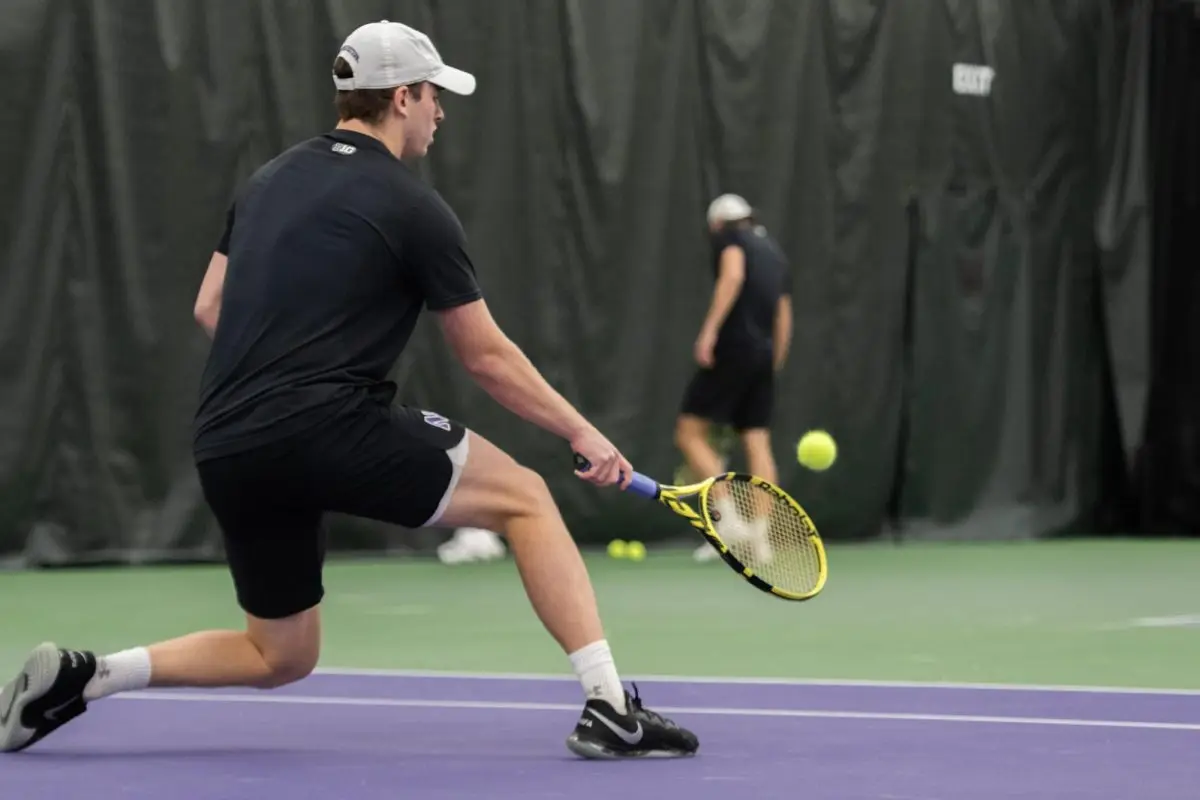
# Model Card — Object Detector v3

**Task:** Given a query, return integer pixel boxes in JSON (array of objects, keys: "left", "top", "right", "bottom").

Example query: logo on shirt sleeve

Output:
[
  {"left": 422, "top": 411, "right": 452, "bottom": 431},
  {"left": 331, "top": 143, "right": 357, "bottom": 155}
]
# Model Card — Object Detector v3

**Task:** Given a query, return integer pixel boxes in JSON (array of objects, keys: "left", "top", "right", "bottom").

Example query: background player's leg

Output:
[
  {"left": 740, "top": 427, "right": 779, "bottom": 485},
  {"left": 676, "top": 363, "right": 738, "bottom": 481},
  {"left": 733, "top": 427, "right": 779, "bottom": 561},
  {"left": 674, "top": 414, "right": 725, "bottom": 479},
  {"left": 431, "top": 430, "right": 625, "bottom": 710},
  {"left": 674, "top": 424, "right": 734, "bottom": 484},
  {"left": 735, "top": 362, "right": 779, "bottom": 484},
  {"left": 678, "top": 424, "right": 735, "bottom": 562}
]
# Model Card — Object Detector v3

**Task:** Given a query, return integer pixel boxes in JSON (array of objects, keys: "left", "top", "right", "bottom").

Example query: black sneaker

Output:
[
  {"left": 565, "top": 683, "right": 699, "bottom": 759},
  {"left": 0, "top": 643, "right": 96, "bottom": 753}
]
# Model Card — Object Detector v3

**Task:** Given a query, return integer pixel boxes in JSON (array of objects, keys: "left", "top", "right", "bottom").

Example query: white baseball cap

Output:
[
  {"left": 707, "top": 193, "right": 753, "bottom": 225},
  {"left": 333, "top": 20, "right": 476, "bottom": 96}
]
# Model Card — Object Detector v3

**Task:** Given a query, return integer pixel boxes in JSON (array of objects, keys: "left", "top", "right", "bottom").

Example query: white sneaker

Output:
[{"left": 437, "top": 528, "right": 506, "bottom": 564}]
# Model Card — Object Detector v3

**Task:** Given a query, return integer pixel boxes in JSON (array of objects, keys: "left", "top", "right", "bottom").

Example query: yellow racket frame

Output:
[{"left": 655, "top": 472, "right": 828, "bottom": 601}]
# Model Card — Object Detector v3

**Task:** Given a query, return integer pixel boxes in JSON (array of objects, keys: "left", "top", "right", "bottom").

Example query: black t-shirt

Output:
[
  {"left": 709, "top": 223, "right": 792, "bottom": 362},
  {"left": 192, "top": 129, "right": 482, "bottom": 461}
]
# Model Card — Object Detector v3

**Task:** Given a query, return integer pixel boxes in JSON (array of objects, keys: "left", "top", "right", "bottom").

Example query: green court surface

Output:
[{"left": 2, "top": 538, "right": 1197, "bottom": 689}]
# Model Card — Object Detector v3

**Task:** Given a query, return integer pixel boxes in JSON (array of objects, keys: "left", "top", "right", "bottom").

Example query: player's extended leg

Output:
[
  {"left": 142, "top": 608, "right": 321, "bottom": 690},
  {"left": 434, "top": 433, "right": 605, "bottom": 656},
  {"left": 433, "top": 430, "right": 698, "bottom": 759},
  {"left": 0, "top": 609, "right": 322, "bottom": 753},
  {"left": 0, "top": 448, "right": 328, "bottom": 754},
  {"left": 129, "top": 465, "right": 327, "bottom": 692}
]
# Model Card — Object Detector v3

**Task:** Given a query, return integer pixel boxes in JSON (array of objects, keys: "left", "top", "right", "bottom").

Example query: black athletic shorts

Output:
[
  {"left": 679, "top": 354, "right": 775, "bottom": 431},
  {"left": 195, "top": 399, "right": 468, "bottom": 620}
]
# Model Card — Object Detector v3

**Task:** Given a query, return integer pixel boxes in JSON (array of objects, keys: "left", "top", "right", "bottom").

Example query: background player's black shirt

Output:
[
  {"left": 709, "top": 224, "right": 791, "bottom": 363},
  {"left": 192, "top": 129, "right": 482, "bottom": 461}
]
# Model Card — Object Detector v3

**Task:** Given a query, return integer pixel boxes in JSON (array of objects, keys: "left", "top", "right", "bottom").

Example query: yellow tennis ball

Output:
[
  {"left": 607, "top": 539, "right": 629, "bottom": 559},
  {"left": 625, "top": 541, "right": 646, "bottom": 561},
  {"left": 797, "top": 430, "right": 837, "bottom": 471}
]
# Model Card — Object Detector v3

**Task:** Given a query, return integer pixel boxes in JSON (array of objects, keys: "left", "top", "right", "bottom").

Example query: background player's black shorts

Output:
[
  {"left": 195, "top": 400, "right": 468, "bottom": 620},
  {"left": 679, "top": 355, "right": 775, "bottom": 431}
]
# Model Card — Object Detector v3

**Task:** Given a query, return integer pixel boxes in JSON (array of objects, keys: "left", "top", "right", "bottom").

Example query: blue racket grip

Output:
[
  {"left": 626, "top": 472, "right": 660, "bottom": 498},
  {"left": 573, "top": 453, "right": 660, "bottom": 499}
]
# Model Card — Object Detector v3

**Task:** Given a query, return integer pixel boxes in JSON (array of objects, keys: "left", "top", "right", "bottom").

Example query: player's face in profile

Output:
[{"left": 403, "top": 83, "right": 444, "bottom": 158}]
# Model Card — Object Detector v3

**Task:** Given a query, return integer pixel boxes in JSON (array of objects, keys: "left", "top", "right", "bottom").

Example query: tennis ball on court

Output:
[
  {"left": 625, "top": 541, "right": 646, "bottom": 561},
  {"left": 607, "top": 539, "right": 629, "bottom": 559},
  {"left": 797, "top": 430, "right": 837, "bottom": 471}
]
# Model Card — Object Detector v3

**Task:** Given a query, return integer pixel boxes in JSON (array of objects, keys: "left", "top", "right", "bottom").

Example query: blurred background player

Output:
[{"left": 675, "top": 195, "right": 793, "bottom": 561}]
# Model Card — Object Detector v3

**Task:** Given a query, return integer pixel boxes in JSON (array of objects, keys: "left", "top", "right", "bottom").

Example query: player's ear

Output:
[{"left": 392, "top": 85, "right": 410, "bottom": 117}]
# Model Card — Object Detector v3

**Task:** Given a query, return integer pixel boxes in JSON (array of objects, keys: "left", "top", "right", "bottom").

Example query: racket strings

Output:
[{"left": 706, "top": 480, "right": 822, "bottom": 594}]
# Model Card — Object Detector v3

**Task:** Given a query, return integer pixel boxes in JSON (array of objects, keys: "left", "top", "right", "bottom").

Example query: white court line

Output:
[
  {"left": 311, "top": 667, "right": 1200, "bottom": 697},
  {"left": 114, "top": 692, "right": 1200, "bottom": 732}
]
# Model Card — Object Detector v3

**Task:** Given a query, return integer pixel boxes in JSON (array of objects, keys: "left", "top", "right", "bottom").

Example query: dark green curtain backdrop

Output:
[
  {"left": 1137, "top": 0, "right": 1200, "bottom": 536},
  {"left": 0, "top": 0, "right": 1165, "bottom": 565}
]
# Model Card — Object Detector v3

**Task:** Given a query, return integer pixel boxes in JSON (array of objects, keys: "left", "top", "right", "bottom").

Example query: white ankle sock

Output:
[
  {"left": 568, "top": 640, "right": 627, "bottom": 714},
  {"left": 83, "top": 647, "right": 153, "bottom": 701}
]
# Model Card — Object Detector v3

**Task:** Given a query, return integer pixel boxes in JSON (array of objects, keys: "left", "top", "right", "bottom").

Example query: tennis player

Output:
[
  {"left": 0, "top": 20, "right": 698, "bottom": 761},
  {"left": 675, "top": 195, "right": 793, "bottom": 556}
]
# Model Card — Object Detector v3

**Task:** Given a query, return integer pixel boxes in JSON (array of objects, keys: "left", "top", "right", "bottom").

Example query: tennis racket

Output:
[{"left": 574, "top": 454, "right": 827, "bottom": 601}]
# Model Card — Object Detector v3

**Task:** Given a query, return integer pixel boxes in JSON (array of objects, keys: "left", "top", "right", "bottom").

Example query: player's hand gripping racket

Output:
[{"left": 574, "top": 454, "right": 827, "bottom": 601}]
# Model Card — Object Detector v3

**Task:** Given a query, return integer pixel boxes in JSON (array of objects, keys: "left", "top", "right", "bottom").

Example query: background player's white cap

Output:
[
  {"left": 332, "top": 20, "right": 476, "bottom": 96},
  {"left": 707, "top": 193, "right": 753, "bottom": 225}
]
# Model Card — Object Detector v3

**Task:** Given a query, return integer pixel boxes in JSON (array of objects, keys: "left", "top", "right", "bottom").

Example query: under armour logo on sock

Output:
[{"left": 97, "top": 660, "right": 111, "bottom": 679}]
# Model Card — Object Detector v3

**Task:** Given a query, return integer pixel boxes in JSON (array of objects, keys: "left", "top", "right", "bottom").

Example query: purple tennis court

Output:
[{"left": 6, "top": 672, "right": 1197, "bottom": 798}]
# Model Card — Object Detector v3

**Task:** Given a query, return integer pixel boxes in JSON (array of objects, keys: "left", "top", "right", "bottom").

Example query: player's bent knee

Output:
[
  {"left": 433, "top": 432, "right": 559, "bottom": 532},
  {"left": 508, "top": 465, "right": 552, "bottom": 520},
  {"left": 478, "top": 465, "right": 553, "bottom": 535},
  {"left": 256, "top": 646, "right": 319, "bottom": 689},
  {"left": 245, "top": 609, "right": 321, "bottom": 689}
]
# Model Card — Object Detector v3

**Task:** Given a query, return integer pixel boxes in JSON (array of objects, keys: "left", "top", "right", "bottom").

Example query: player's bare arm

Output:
[
  {"left": 773, "top": 293, "right": 793, "bottom": 371},
  {"left": 193, "top": 251, "right": 228, "bottom": 338},
  {"left": 694, "top": 245, "right": 746, "bottom": 366},
  {"left": 437, "top": 298, "right": 632, "bottom": 487}
]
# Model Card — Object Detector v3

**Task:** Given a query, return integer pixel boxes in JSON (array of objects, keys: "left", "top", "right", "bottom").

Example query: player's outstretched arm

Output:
[{"left": 437, "top": 299, "right": 631, "bottom": 487}]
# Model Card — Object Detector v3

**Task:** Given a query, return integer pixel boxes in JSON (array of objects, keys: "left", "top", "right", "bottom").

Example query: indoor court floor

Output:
[{"left": 3, "top": 538, "right": 1197, "bottom": 798}]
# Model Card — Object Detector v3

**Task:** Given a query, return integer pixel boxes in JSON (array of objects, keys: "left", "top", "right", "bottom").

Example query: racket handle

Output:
[
  {"left": 626, "top": 472, "right": 660, "bottom": 499},
  {"left": 572, "top": 453, "right": 661, "bottom": 499}
]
